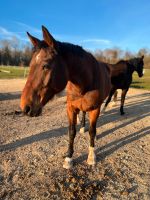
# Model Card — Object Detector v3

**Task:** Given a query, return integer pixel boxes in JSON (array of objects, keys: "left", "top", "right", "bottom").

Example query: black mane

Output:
[
  {"left": 57, "top": 41, "right": 85, "bottom": 56},
  {"left": 32, "top": 38, "right": 86, "bottom": 57},
  {"left": 116, "top": 60, "right": 126, "bottom": 64}
]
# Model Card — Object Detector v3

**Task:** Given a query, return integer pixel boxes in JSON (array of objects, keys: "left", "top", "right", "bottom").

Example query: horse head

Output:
[
  {"left": 20, "top": 26, "right": 68, "bottom": 116},
  {"left": 128, "top": 55, "right": 144, "bottom": 77}
]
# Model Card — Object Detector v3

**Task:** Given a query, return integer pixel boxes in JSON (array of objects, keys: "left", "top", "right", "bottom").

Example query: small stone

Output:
[
  {"left": 71, "top": 177, "right": 76, "bottom": 183},
  {"left": 28, "top": 172, "right": 34, "bottom": 177},
  {"left": 121, "top": 191, "right": 128, "bottom": 196},
  {"left": 69, "top": 183, "right": 76, "bottom": 190}
]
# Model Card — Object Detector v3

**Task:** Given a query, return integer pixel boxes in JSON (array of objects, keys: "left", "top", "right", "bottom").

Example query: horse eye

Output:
[{"left": 43, "top": 64, "right": 50, "bottom": 70}]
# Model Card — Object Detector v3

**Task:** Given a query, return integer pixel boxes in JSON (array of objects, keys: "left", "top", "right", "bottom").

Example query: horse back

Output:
[{"left": 108, "top": 61, "right": 127, "bottom": 77}]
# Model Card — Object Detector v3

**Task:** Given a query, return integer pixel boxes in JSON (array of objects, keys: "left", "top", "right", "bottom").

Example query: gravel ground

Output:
[{"left": 0, "top": 79, "right": 150, "bottom": 200}]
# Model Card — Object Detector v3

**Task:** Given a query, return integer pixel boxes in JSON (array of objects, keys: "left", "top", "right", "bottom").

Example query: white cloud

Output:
[
  {"left": 0, "top": 26, "right": 27, "bottom": 41},
  {"left": 14, "top": 21, "right": 41, "bottom": 34},
  {"left": 81, "top": 38, "right": 111, "bottom": 45},
  {"left": 0, "top": 23, "right": 112, "bottom": 51}
]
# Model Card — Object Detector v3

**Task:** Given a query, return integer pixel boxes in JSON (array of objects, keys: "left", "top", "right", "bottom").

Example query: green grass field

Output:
[
  {"left": 131, "top": 69, "right": 150, "bottom": 90},
  {"left": 0, "top": 66, "right": 150, "bottom": 90},
  {"left": 0, "top": 66, "right": 29, "bottom": 79}
]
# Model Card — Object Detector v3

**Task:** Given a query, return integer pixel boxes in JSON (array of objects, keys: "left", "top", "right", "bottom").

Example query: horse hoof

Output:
[
  {"left": 120, "top": 112, "right": 125, "bottom": 115},
  {"left": 63, "top": 157, "right": 73, "bottom": 169},
  {"left": 80, "top": 127, "right": 85, "bottom": 134},
  {"left": 87, "top": 157, "right": 96, "bottom": 166},
  {"left": 87, "top": 148, "right": 96, "bottom": 166}
]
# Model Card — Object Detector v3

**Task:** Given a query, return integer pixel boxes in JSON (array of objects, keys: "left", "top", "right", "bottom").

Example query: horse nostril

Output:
[{"left": 24, "top": 105, "right": 31, "bottom": 114}]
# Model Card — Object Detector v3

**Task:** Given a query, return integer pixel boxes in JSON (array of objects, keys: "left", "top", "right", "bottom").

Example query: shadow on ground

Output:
[
  {"left": 0, "top": 92, "right": 21, "bottom": 101},
  {"left": 0, "top": 92, "right": 149, "bottom": 166}
]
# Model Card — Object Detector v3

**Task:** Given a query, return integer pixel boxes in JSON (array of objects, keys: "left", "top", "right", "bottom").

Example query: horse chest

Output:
[{"left": 67, "top": 90, "right": 101, "bottom": 111}]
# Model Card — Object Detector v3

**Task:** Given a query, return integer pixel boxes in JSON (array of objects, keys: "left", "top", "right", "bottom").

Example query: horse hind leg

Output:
[
  {"left": 102, "top": 88, "right": 116, "bottom": 113},
  {"left": 79, "top": 111, "right": 86, "bottom": 133},
  {"left": 87, "top": 107, "right": 100, "bottom": 166},
  {"left": 120, "top": 88, "right": 128, "bottom": 115},
  {"left": 112, "top": 90, "right": 118, "bottom": 107}
]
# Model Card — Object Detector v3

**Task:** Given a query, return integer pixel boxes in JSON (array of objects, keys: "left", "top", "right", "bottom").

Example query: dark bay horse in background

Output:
[
  {"left": 79, "top": 56, "right": 144, "bottom": 133},
  {"left": 20, "top": 26, "right": 111, "bottom": 169},
  {"left": 104, "top": 56, "right": 144, "bottom": 115}
]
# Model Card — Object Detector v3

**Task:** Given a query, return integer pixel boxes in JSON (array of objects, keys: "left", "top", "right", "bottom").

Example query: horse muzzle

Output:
[
  {"left": 138, "top": 73, "right": 143, "bottom": 78},
  {"left": 23, "top": 105, "right": 42, "bottom": 117}
]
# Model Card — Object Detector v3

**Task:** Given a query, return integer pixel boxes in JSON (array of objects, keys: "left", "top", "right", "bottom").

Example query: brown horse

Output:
[
  {"left": 20, "top": 26, "right": 111, "bottom": 169},
  {"left": 79, "top": 56, "right": 144, "bottom": 133}
]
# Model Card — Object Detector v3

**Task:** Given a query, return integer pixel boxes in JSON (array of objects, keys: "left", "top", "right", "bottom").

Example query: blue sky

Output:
[{"left": 0, "top": 0, "right": 150, "bottom": 52}]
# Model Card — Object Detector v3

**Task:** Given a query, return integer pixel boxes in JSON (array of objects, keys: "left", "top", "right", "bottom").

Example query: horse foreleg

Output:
[
  {"left": 63, "top": 105, "right": 77, "bottom": 169},
  {"left": 87, "top": 107, "right": 100, "bottom": 165},
  {"left": 120, "top": 88, "right": 128, "bottom": 115},
  {"left": 80, "top": 111, "right": 86, "bottom": 133},
  {"left": 102, "top": 88, "right": 116, "bottom": 112}
]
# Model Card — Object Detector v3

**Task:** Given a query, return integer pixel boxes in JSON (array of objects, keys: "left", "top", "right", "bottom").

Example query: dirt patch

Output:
[{"left": 0, "top": 79, "right": 150, "bottom": 199}]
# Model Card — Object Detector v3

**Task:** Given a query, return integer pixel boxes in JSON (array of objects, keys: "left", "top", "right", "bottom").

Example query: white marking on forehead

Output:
[{"left": 36, "top": 52, "right": 42, "bottom": 62}]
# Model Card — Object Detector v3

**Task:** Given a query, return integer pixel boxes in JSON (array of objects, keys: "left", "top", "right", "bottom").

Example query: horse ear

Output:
[
  {"left": 42, "top": 25, "right": 56, "bottom": 48},
  {"left": 27, "top": 32, "right": 41, "bottom": 47}
]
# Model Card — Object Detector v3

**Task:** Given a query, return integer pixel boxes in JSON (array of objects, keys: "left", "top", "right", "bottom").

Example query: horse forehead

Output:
[
  {"left": 35, "top": 50, "right": 43, "bottom": 62},
  {"left": 35, "top": 49, "right": 47, "bottom": 62}
]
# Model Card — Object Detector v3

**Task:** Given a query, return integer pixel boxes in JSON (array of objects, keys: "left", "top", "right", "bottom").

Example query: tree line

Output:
[
  {"left": 0, "top": 39, "right": 150, "bottom": 68},
  {"left": 0, "top": 39, "right": 32, "bottom": 66},
  {"left": 94, "top": 48, "right": 150, "bottom": 69}
]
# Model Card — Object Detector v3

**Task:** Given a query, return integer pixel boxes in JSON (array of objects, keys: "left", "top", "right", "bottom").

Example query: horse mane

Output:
[
  {"left": 116, "top": 59, "right": 126, "bottom": 64},
  {"left": 116, "top": 57, "right": 140, "bottom": 65},
  {"left": 57, "top": 41, "right": 85, "bottom": 56},
  {"left": 32, "top": 40, "right": 85, "bottom": 57}
]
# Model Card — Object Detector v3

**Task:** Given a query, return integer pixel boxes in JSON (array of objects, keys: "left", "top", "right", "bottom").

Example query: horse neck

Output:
[
  {"left": 64, "top": 56, "right": 82, "bottom": 81},
  {"left": 109, "top": 61, "right": 127, "bottom": 75},
  {"left": 127, "top": 62, "right": 136, "bottom": 74},
  {"left": 61, "top": 50, "right": 93, "bottom": 86}
]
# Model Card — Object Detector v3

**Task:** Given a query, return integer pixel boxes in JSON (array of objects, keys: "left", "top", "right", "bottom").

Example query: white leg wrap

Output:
[
  {"left": 87, "top": 147, "right": 96, "bottom": 165},
  {"left": 77, "top": 115, "right": 80, "bottom": 124},
  {"left": 80, "top": 127, "right": 85, "bottom": 134},
  {"left": 63, "top": 157, "right": 73, "bottom": 169}
]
